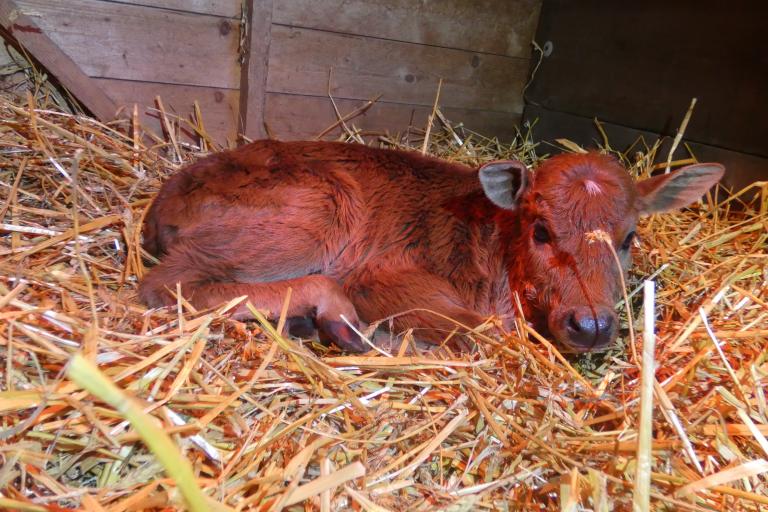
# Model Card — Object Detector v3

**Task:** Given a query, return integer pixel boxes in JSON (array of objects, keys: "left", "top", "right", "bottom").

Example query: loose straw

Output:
[
  {"left": 664, "top": 98, "right": 697, "bottom": 174},
  {"left": 633, "top": 280, "right": 656, "bottom": 512},
  {"left": 421, "top": 78, "right": 443, "bottom": 155},
  {"left": 1, "top": 85, "right": 765, "bottom": 510}
]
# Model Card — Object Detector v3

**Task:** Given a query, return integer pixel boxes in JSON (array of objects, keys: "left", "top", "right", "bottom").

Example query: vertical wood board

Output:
[{"left": 238, "top": 0, "right": 273, "bottom": 139}]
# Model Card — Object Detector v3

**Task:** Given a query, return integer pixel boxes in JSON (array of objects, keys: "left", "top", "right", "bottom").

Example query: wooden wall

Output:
[
  {"left": 259, "top": 0, "right": 540, "bottom": 141},
  {"left": 1, "top": 0, "right": 542, "bottom": 145},
  {"left": 524, "top": 1, "right": 767, "bottom": 188},
  {"left": 9, "top": 0, "right": 242, "bottom": 143}
]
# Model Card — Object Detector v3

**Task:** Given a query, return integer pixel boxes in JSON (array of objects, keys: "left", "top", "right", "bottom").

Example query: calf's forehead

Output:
[{"left": 530, "top": 153, "right": 639, "bottom": 233}]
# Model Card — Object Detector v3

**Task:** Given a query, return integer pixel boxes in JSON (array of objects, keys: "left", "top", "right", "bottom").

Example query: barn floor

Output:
[{"left": 0, "top": 91, "right": 766, "bottom": 511}]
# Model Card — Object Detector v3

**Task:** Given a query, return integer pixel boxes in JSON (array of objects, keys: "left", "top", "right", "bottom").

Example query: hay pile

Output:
[{"left": 0, "top": 90, "right": 766, "bottom": 512}]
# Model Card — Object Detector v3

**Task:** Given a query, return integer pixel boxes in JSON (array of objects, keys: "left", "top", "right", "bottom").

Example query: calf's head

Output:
[{"left": 480, "top": 152, "right": 724, "bottom": 353}]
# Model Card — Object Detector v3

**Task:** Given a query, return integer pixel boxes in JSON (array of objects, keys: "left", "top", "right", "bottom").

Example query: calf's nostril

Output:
[
  {"left": 599, "top": 315, "right": 614, "bottom": 333},
  {"left": 567, "top": 312, "right": 582, "bottom": 333},
  {"left": 575, "top": 313, "right": 599, "bottom": 336}
]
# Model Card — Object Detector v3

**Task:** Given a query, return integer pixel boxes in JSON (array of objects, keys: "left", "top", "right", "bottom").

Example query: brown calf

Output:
[{"left": 140, "top": 140, "right": 723, "bottom": 353}]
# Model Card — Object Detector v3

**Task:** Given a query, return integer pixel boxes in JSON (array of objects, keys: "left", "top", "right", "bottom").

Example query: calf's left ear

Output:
[
  {"left": 479, "top": 160, "right": 529, "bottom": 210},
  {"left": 637, "top": 163, "right": 725, "bottom": 215}
]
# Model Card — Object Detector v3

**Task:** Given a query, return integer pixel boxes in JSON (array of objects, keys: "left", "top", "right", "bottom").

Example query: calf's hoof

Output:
[
  {"left": 139, "top": 285, "right": 173, "bottom": 309},
  {"left": 318, "top": 319, "right": 369, "bottom": 353},
  {"left": 284, "top": 316, "right": 317, "bottom": 338}
]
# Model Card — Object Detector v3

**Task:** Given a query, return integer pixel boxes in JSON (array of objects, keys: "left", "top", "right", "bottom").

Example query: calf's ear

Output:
[
  {"left": 637, "top": 163, "right": 725, "bottom": 215},
  {"left": 479, "top": 160, "right": 529, "bottom": 210}
]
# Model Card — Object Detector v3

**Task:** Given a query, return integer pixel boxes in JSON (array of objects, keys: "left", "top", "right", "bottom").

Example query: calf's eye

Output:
[
  {"left": 621, "top": 231, "right": 636, "bottom": 251},
  {"left": 533, "top": 224, "right": 551, "bottom": 244}
]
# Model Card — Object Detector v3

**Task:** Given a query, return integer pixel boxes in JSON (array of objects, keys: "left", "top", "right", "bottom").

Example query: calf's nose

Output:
[{"left": 564, "top": 307, "right": 616, "bottom": 349}]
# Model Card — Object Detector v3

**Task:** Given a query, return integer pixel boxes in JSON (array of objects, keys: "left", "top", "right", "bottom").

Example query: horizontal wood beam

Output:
[
  {"left": 523, "top": 104, "right": 767, "bottom": 191},
  {"left": 265, "top": 26, "right": 528, "bottom": 114},
  {"left": 265, "top": 92, "right": 522, "bottom": 142}
]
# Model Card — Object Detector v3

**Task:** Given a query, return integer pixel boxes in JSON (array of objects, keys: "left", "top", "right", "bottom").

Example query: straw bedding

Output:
[{"left": 0, "top": 90, "right": 766, "bottom": 512}]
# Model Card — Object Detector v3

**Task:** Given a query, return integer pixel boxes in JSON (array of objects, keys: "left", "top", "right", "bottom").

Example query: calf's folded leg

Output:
[{"left": 140, "top": 267, "right": 367, "bottom": 352}]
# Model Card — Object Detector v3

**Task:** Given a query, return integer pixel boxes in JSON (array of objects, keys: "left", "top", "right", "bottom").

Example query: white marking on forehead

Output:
[{"left": 583, "top": 179, "right": 603, "bottom": 196}]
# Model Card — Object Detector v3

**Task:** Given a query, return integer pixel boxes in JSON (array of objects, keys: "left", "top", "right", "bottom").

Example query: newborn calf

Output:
[{"left": 140, "top": 140, "right": 723, "bottom": 352}]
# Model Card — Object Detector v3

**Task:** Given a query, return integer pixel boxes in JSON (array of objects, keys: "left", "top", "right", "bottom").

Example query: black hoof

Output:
[
  {"left": 284, "top": 316, "right": 317, "bottom": 338},
  {"left": 318, "top": 320, "right": 368, "bottom": 353}
]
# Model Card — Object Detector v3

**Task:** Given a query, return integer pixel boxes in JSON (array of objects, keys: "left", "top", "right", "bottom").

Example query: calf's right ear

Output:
[
  {"left": 637, "top": 163, "right": 725, "bottom": 215},
  {"left": 479, "top": 160, "right": 529, "bottom": 210}
]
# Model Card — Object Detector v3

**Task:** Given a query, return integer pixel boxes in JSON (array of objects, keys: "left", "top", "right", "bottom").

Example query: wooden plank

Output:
[
  {"left": 238, "top": 0, "right": 273, "bottom": 139},
  {"left": 14, "top": 0, "right": 240, "bottom": 88},
  {"left": 523, "top": 104, "right": 767, "bottom": 191},
  {"left": 273, "top": 0, "right": 542, "bottom": 58},
  {"left": 266, "top": 26, "right": 528, "bottom": 113},
  {"left": 264, "top": 92, "right": 521, "bottom": 142},
  {"left": 527, "top": 1, "right": 768, "bottom": 157},
  {"left": 0, "top": 0, "right": 118, "bottom": 120},
  {"left": 96, "top": 78, "right": 238, "bottom": 145},
  {"left": 107, "top": 0, "right": 239, "bottom": 18}
]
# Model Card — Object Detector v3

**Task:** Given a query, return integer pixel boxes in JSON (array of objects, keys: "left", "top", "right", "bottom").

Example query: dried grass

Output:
[{"left": 0, "top": 87, "right": 766, "bottom": 512}]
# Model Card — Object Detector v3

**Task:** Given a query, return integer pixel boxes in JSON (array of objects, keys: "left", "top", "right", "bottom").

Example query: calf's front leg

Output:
[{"left": 346, "top": 268, "right": 488, "bottom": 345}]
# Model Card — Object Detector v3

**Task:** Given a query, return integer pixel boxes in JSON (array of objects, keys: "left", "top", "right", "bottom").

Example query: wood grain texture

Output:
[
  {"left": 0, "top": 0, "right": 118, "bottom": 120},
  {"left": 107, "top": 0, "right": 239, "bottom": 18},
  {"left": 96, "top": 78, "right": 238, "bottom": 145},
  {"left": 15, "top": 0, "right": 240, "bottom": 88},
  {"left": 238, "top": 0, "right": 273, "bottom": 139},
  {"left": 528, "top": 1, "right": 768, "bottom": 157},
  {"left": 265, "top": 93, "right": 521, "bottom": 142},
  {"left": 273, "top": 0, "right": 541, "bottom": 57},
  {"left": 266, "top": 26, "right": 528, "bottom": 113}
]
